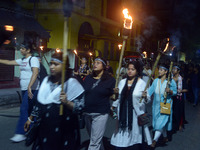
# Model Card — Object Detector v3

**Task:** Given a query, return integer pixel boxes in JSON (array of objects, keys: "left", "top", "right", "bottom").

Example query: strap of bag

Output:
[
  {"left": 29, "top": 56, "right": 33, "bottom": 67},
  {"left": 159, "top": 79, "right": 171, "bottom": 104},
  {"left": 159, "top": 79, "right": 161, "bottom": 101}
]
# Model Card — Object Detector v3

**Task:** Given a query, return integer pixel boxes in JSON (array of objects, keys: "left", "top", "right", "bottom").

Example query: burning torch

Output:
[
  {"left": 115, "top": 8, "right": 133, "bottom": 88},
  {"left": 89, "top": 52, "right": 93, "bottom": 68},
  {"left": 39, "top": 46, "right": 50, "bottom": 66},
  {"left": 139, "top": 38, "right": 170, "bottom": 103},
  {"left": 73, "top": 49, "right": 81, "bottom": 66}
]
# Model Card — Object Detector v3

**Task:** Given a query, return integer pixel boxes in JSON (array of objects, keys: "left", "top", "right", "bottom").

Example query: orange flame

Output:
[
  {"left": 118, "top": 44, "right": 122, "bottom": 50},
  {"left": 163, "top": 38, "right": 170, "bottom": 52},
  {"left": 4, "top": 25, "right": 14, "bottom": 31},
  {"left": 143, "top": 51, "right": 147, "bottom": 58},
  {"left": 122, "top": 8, "right": 133, "bottom": 29},
  {"left": 56, "top": 48, "right": 61, "bottom": 53},
  {"left": 40, "top": 46, "right": 44, "bottom": 51},
  {"left": 74, "top": 49, "right": 78, "bottom": 55},
  {"left": 89, "top": 52, "right": 93, "bottom": 56}
]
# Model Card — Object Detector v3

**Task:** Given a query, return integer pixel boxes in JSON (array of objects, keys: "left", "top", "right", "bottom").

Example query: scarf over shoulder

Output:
[{"left": 37, "top": 77, "right": 84, "bottom": 105}]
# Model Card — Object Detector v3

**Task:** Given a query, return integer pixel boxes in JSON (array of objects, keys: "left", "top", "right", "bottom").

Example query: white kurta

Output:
[{"left": 111, "top": 78, "right": 151, "bottom": 147}]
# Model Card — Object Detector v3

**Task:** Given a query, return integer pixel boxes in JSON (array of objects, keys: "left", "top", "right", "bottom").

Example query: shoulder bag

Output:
[{"left": 159, "top": 80, "right": 171, "bottom": 115}]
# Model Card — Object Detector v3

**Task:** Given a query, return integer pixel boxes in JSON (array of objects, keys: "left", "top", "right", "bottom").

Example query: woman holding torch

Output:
[
  {"left": 83, "top": 57, "right": 116, "bottom": 150},
  {"left": 110, "top": 61, "right": 152, "bottom": 150},
  {"left": 143, "top": 63, "right": 177, "bottom": 148},
  {"left": 24, "top": 52, "right": 85, "bottom": 150}
]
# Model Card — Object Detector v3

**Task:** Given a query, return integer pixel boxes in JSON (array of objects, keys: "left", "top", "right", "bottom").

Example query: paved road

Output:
[{"left": 0, "top": 100, "right": 199, "bottom": 150}]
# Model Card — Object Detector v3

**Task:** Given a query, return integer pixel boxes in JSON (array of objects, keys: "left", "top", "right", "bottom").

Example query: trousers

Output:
[
  {"left": 85, "top": 113, "right": 109, "bottom": 150},
  {"left": 15, "top": 90, "right": 38, "bottom": 134}
]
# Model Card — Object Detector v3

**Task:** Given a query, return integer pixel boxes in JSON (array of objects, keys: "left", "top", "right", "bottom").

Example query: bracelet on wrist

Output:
[{"left": 28, "top": 117, "right": 34, "bottom": 123}]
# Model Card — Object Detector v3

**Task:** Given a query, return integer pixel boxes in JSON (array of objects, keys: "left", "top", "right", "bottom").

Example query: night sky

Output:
[{"left": 126, "top": 0, "right": 200, "bottom": 61}]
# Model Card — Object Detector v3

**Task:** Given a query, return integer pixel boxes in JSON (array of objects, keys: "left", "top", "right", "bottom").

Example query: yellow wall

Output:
[
  {"left": 37, "top": 13, "right": 64, "bottom": 49},
  {"left": 69, "top": 13, "right": 101, "bottom": 49}
]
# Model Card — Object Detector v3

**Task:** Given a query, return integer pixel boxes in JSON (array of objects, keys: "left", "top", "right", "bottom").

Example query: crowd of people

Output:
[{"left": 0, "top": 43, "right": 199, "bottom": 150}]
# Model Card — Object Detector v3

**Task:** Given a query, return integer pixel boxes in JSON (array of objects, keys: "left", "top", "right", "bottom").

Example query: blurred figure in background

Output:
[
  {"left": 142, "top": 63, "right": 152, "bottom": 85},
  {"left": 74, "top": 57, "right": 90, "bottom": 81},
  {"left": 191, "top": 64, "right": 200, "bottom": 107},
  {"left": 106, "top": 60, "right": 113, "bottom": 76}
]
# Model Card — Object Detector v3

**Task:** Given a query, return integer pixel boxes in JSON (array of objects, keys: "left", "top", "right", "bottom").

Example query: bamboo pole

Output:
[
  {"left": 115, "top": 36, "right": 128, "bottom": 87},
  {"left": 144, "top": 68, "right": 154, "bottom": 81},
  {"left": 139, "top": 52, "right": 161, "bottom": 102},
  {"left": 163, "top": 61, "right": 173, "bottom": 103},
  {"left": 60, "top": 17, "right": 69, "bottom": 115},
  {"left": 111, "top": 36, "right": 128, "bottom": 100}
]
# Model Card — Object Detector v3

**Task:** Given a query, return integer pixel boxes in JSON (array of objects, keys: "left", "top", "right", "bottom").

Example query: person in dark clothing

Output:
[
  {"left": 191, "top": 64, "right": 200, "bottom": 106},
  {"left": 186, "top": 64, "right": 194, "bottom": 103},
  {"left": 24, "top": 52, "right": 85, "bottom": 150},
  {"left": 83, "top": 57, "right": 116, "bottom": 150},
  {"left": 172, "top": 66, "right": 188, "bottom": 132},
  {"left": 106, "top": 60, "right": 114, "bottom": 76}
]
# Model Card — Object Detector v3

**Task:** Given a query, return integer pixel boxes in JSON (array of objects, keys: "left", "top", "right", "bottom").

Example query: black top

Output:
[{"left": 84, "top": 75, "right": 115, "bottom": 113}]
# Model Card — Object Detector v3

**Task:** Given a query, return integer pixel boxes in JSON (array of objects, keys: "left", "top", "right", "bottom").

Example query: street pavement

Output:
[{"left": 0, "top": 100, "right": 200, "bottom": 150}]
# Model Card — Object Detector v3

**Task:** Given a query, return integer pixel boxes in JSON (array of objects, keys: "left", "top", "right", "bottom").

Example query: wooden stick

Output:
[
  {"left": 112, "top": 36, "right": 127, "bottom": 100},
  {"left": 163, "top": 61, "right": 173, "bottom": 103},
  {"left": 139, "top": 52, "right": 161, "bottom": 103},
  {"left": 144, "top": 68, "right": 154, "bottom": 81},
  {"left": 60, "top": 17, "right": 69, "bottom": 115},
  {"left": 115, "top": 36, "right": 128, "bottom": 87}
]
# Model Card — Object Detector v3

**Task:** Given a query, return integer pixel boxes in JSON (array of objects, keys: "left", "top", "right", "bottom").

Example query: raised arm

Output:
[{"left": 0, "top": 59, "right": 19, "bottom": 66}]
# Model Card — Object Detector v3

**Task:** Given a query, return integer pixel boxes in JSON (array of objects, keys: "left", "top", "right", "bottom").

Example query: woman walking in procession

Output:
[
  {"left": 24, "top": 52, "right": 85, "bottom": 150},
  {"left": 144, "top": 63, "right": 177, "bottom": 148},
  {"left": 110, "top": 61, "right": 152, "bottom": 150},
  {"left": 172, "top": 65, "right": 188, "bottom": 132},
  {"left": 83, "top": 57, "right": 116, "bottom": 150},
  {"left": 0, "top": 41, "right": 40, "bottom": 142}
]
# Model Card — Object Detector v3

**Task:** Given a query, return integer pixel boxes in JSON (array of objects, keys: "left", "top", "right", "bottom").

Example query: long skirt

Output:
[{"left": 32, "top": 103, "right": 80, "bottom": 150}]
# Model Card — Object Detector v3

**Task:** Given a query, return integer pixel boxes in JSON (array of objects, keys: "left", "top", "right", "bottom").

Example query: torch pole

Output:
[
  {"left": 115, "top": 36, "right": 128, "bottom": 88},
  {"left": 60, "top": 17, "right": 69, "bottom": 115},
  {"left": 139, "top": 52, "right": 161, "bottom": 102},
  {"left": 163, "top": 61, "right": 173, "bottom": 103},
  {"left": 144, "top": 68, "right": 154, "bottom": 81}
]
